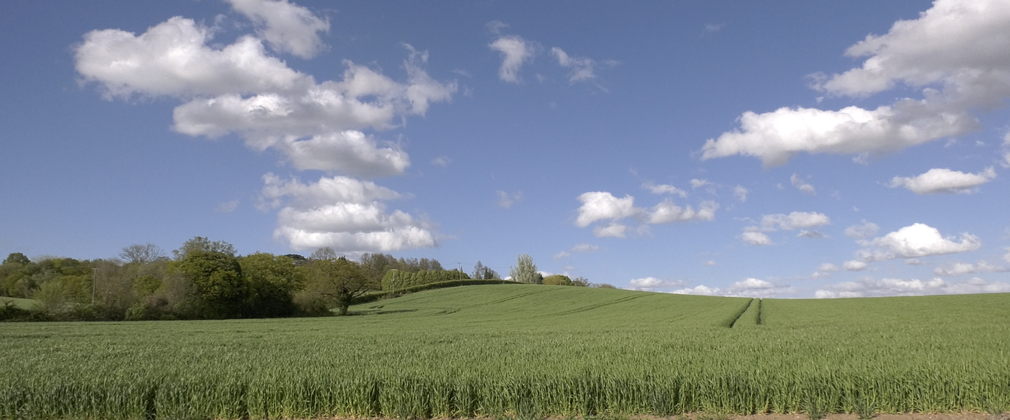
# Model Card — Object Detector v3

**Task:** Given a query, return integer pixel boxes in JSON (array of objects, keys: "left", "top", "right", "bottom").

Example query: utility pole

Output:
[
  {"left": 91, "top": 267, "right": 97, "bottom": 305},
  {"left": 457, "top": 262, "right": 462, "bottom": 281}
]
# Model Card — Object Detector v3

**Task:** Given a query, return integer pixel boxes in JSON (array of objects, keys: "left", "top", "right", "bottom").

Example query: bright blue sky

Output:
[{"left": 3, "top": 0, "right": 1009, "bottom": 298}]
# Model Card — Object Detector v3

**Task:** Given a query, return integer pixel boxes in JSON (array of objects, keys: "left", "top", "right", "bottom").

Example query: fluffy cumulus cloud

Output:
[
  {"left": 575, "top": 191, "right": 717, "bottom": 237},
  {"left": 629, "top": 277, "right": 685, "bottom": 292},
  {"left": 489, "top": 35, "right": 535, "bottom": 83},
  {"left": 673, "top": 278, "right": 793, "bottom": 298},
  {"left": 702, "top": 0, "right": 1010, "bottom": 165},
  {"left": 741, "top": 231, "right": 772, "bottom": 246},
  {"left": 225, "top": 0, "right": 329, "bottom": 59},
  {"left": 933, "top": 261, "right": 1008, "bottom": 277},
  {"left": 575, "top": 192, "right": 639, "bottom": 228},
  {"left": 699, "top": 103, "right": 976, "bottom": 166},
  {"left": 889, "top": 167, "right": 996, "bottom": 194},
  {"left": 259, "top": 173, "right": 436, "bottom": 252},
  {"left": 76, "top": 14, "right": 455, "bottom": 178},
  {"left": 815, "top": 276, "right": 1010, "bottom": 298},
  {"left": 858, "top": 223, "right": 981, "bottom": 261},
  {"left": 76, "top": 3, "right": 459, "bottom": 254},
  {"left": 75, "top": 17, "right": 310, "bottom": 98},
  {"left": 843, "top": 260, "right": 868, "bottom": 271}
]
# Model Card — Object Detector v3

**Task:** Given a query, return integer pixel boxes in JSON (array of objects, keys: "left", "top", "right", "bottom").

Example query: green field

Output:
[{"left": 2, "top": 284, "right": 1010, "bottom": 420}]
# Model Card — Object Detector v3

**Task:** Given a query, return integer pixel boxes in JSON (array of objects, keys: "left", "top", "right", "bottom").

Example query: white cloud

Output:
[
  {"left": 575, "top": 192, "right": 639, "bottom": 227},
  {"left": 496, "top": 190, "right": 523, "bottom": 209},
  {"left": 75, "top": 17, "right": 310, "bottom": 99},
  {"left": 275, "top": 131, "right": 410, "bottom": 177},
  {"left": 759, "top": 212, "right": 831, "bottom": 231},
  {"left": 844, "top": 220, "right": 880, "bottom": 239},
  {"left": 843, "top": 260, "right": 868, "bottom": 271},
  {"left": 701, "top": 0, "right": 1010, "bottom": 166},
  {"left": 703, "top": 260, "right": 717, "bottom": 266},
  {"left": 575, "top": 191, "right": 718, "bottom": 236},
  {"left": 741, "top": 231, "right": 772, "bottom": 246},
  {"left": 489, "top": 35, "right": 535, "bottom": 83},
  {"left": 699, "top": 104, "right": 977, "bottom": 166},
  {"left": 648, "top": 200, "right": 718, "bottom": 224},
  {"left": 934, "top": 261, "right": 1008, "bottom": 277},
  {"left": 430, "top": 156, "right": 451, "bottom": 167},
  {"left": 672, "top": 278, "right": 793, "bottom": 298},
  {"left": 690, "top": 179, "right": 710, "bottom": 189},
  {"left": 172, "top": 50, "right": 456, "bottom": 146},
  {"left": 812, "top": 263, "right": 839, "bottom": 278},
  {"left": 225, "top": 0, "right": 329, "bottom": 59},
  {"left": 1005, "top": 248, "right": 1010, "bottom": 264},
  {"left": 593, "top": 223, "right": 627, "bottom": 238},
  {"left": 259, "top": 173, "right": 436, "bottom": 252},
  {"left": 703, "top": 23, "right": 724, "bottom": 33},
  {"left": 643, "top": 182, "right": 687, "bottom": 198},
  {"left": 733, "top": 186, "right": 748, "bottom": 202},
  {"left": 76, "top": 19, "right": 455, "bottom": 178},
  {"left": 629, "top": 277, "right": 685, "bottom": 291},
  {"left": 551, "top": 47, "right": 597, "bottom": 84},
  {"left": 671, "top": 285, "right": 721, "bottom": 296},
  {"left": 889, "top": 167, "right": 996, "bottom": 194},
  {"left": 790, "top": 174, "right": 816, "bottom": 194},
  {"left": 571, "top": 243, "right": 599, "bottom": 253},
  {"left": 815, "top": 276, "right": 1010, "bottom": 298},
  {"left": 818, "top": 263, "right": 840, "bottom": 272},
  {"left": 552, "top": 251, "right": 570, "bottom": 260},
  {"left": 859, "top": 223, "right": 981, "bottom": 261},
  {"left": 905, "top": 258, "right": 923, "bottom": 266},
  {"left": 816, "top": 0, "right": 1010, "bottom": 105}
]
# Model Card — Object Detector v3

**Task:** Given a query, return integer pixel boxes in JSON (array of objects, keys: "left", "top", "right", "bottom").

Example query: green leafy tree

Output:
[
  {"left": 571, "top": 276, "right": 591, "bottom": 287},
  {"left": 174, "top": 250, "right": 247, "bottom": 318},
  {"left": 3, "top": 252, "right": 30, "bottom": 265},
  {"left": 240, "top": 252, "right": 304, "bottom": 317},
  {"left": 172, "top": 237, "right": 237, "bottom": 260},
  {"left": 542, "top": 274, "right": 573, "bottom": 286},
  {"left": 304, "top": 257, "right": 373, "bottom": 316},
  {"left": 509, "top": 254, "right": 541, "bottom": 284}
]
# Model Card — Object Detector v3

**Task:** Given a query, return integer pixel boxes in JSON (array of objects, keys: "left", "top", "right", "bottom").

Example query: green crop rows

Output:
[{"left": 2, "top": 285, "right": 1010, "bottom": 419}]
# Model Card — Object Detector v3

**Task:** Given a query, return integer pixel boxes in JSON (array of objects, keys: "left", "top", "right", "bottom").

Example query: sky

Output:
[{"left": 2, "top": 0, "right": 1010, "bottom": 298}]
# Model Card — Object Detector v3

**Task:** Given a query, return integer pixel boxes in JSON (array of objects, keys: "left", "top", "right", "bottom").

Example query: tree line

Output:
[{"left": 0, "top": 239, "right": 606, "bottom": 321}]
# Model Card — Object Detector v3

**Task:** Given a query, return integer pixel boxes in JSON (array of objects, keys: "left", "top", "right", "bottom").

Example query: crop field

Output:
[{"left": 2, "top": 285, "right": 1010, "bottom": 420}]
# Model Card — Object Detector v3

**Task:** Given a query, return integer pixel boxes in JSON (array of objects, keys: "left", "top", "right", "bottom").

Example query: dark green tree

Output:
[
  {"left": 304, "top": 257, "right": 373, "bottom": 316},
  {"left": 174, "top": 250, "right": 246, "bottom": 318},
  {"left": 173, "top": 237, "right": 237, "bottom": 260},
  {"left": 3, "top": 252, "right": 30, "bottom": 265},
  {"left": 240, "top": 252, "right": 304, "bottom": 318}
]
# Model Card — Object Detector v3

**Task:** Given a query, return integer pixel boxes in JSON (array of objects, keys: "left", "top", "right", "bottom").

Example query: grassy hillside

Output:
[{"left": 2, "top": 285, "right": 1009, "bottom": 419}]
